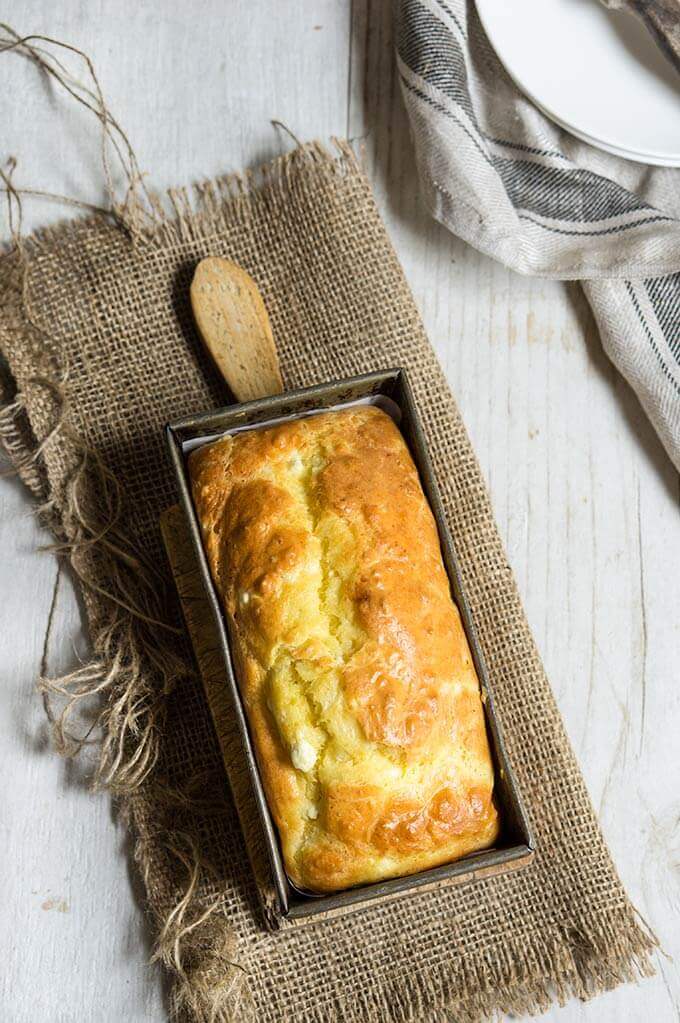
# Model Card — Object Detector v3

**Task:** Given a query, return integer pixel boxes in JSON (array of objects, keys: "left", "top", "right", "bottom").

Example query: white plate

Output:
[{"left": 476, "top": 0, "right": 680, "bottom": 167}]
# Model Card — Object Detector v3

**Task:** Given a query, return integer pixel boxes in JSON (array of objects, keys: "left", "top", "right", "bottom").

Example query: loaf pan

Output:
[{"left": 166, "top": 368, "right": 534, "bottom": 923}]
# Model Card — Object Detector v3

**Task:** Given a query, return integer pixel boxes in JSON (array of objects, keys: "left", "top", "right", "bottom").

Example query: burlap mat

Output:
[{"left": 0, "top": 139, "right": 656, "bottom": 1021}]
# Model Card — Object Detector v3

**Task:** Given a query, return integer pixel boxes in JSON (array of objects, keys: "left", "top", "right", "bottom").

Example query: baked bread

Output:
[{"left": 189, "top": 405, "right": 499, "bottom": 892}]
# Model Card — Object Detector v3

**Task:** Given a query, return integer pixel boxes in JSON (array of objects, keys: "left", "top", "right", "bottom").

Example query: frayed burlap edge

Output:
[{"left": 0, "top": 138, "right": 658, "bottom": 1022}]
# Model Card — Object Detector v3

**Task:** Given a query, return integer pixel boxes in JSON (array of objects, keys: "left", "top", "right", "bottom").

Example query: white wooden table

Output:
[{"left": 1, "top": 3, "right": 678, "bottom": 1021}]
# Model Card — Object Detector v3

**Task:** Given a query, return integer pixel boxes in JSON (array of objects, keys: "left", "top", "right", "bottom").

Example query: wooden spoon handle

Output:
[{"left": 190, "top": 256, "right": 283, "bottom": 402}]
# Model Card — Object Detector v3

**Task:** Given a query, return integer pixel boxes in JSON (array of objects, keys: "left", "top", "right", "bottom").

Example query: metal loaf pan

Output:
[{"left": 166, "top": 368, "right": 534, "bottom": 923}]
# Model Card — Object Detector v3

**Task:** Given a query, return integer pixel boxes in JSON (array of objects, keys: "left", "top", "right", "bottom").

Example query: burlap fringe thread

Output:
[{"left": 0, "top": 24, "right": 657, "bottom": 1023}]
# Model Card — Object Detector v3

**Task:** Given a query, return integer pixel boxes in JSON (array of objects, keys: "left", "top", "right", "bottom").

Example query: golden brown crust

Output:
[{"left": 189, "top": 406, "right": 499, "bottom": 892}]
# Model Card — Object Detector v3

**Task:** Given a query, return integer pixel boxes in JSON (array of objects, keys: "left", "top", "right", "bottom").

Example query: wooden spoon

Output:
[{"left": 190, "top": 256, "right": 283, "bottom": 402}]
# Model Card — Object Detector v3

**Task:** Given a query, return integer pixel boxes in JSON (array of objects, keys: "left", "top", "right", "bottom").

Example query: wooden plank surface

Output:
[{"left": 1, "top": 1, "right": 679, "bottom": 1020}]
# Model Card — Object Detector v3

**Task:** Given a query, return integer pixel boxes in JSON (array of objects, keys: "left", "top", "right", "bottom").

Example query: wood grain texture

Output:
[{"left": 1, "top": 0, "right": 679, "bottom": 1020}]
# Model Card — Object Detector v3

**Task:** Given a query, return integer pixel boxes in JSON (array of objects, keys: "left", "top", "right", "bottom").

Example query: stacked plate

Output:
[{"left": 476, "top": 0, "right": 680, "bottom": 167}]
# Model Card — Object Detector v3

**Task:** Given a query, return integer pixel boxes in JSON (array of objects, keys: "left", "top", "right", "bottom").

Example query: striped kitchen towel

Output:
[{"left": 395, "top": 0, "right": 680, "bottom": 470}]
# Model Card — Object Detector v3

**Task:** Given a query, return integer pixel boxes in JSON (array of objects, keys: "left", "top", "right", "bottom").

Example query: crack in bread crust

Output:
[{"left": 189, "top": 406, "right": 500, "bottom": 892}]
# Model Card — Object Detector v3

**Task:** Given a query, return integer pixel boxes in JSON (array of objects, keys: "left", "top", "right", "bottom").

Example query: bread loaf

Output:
[{"left": 189, "top": 405, "right": 499, "bottom": 892}]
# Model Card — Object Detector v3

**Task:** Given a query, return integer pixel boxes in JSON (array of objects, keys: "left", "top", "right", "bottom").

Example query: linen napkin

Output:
[{"left": 395, "top": 0, "right": 680, "bottom": 469}]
